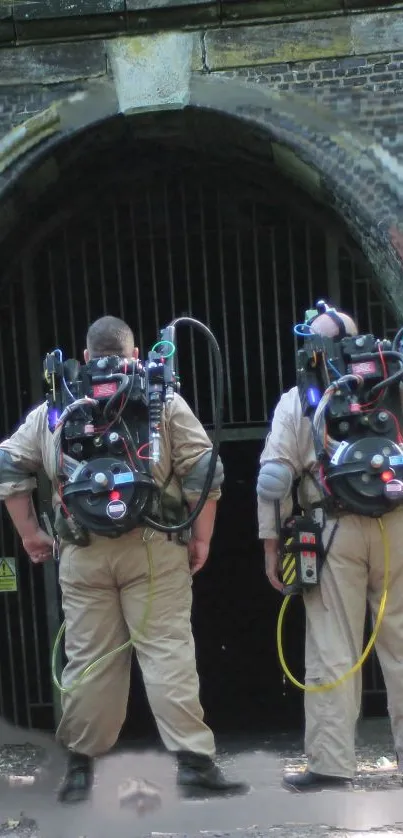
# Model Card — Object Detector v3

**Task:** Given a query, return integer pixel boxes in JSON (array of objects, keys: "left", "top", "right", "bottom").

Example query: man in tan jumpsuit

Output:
[
  {"left": 0, "top": 316, "right": 248, "bottom": 803},
  {"left": 257, "top": 309, "right": 403, "bottom": 790}
]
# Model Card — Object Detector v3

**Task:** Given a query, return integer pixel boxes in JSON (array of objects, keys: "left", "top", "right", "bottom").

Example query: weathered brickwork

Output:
[
  {"left": 0, "top": 40, "right": 109, "bottom": 138},
  {"left": 227, "top": 53, "right": 403, "bottom": 93},
  {"left": 0, "top": 82, "right": 85, "bottom": 137},
  {"left": 215, "top": 53, "right": 403, "bottom": 155}
]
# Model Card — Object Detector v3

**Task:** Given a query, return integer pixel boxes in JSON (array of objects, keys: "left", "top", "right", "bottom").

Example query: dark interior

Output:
[{"left": 0, "top": 109, "right": 391, "bottom": 734}]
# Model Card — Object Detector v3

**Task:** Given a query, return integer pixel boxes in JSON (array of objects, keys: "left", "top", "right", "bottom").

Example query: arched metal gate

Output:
[{"left": 0, "top": 162, "right": 396, "bottom": 730}]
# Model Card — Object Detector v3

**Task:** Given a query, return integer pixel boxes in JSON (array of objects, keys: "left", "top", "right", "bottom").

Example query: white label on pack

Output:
[{"left": 330, "top": 440, "right": 349, "bottom": 465}]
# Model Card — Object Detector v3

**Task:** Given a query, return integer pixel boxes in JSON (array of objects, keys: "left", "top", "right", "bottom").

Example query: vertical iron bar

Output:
[
  {"left": 81, "top": 238, "right": 91, "bottom": 325},
  {"left": 97, "top": 215, "right": 108, "bottom": 315},
  {"left": 146, "top": 189, "right": 160, "bottom": 336},
  {"left": 325, "top": 233, "right": 341, "bottom": 307},
  {"left": 270, "top": 228, "right": 283, "bottom": 394},
  {"left": 28, "top": 562, "right": 43, "bottom": 705},
  {"left": 305, "top": 223, "right": 314, "bottom": 306},
  {"left": 252, "top": 204, "right": 268, "bottom": 421},
  {"left": 163, "top": 179, "right": 182, "bottom": 404},
  {"left": 235, "top": 215, "right": 249, "bottom": 422},
  {"left": 198, "top": 183, "right": 215, "bottom": 419},
  {"left": 380, "top": 294, "right": 387, "bottom": 337},
  {"left": 113, "top": 204, "right": 125, "bottom": 319},
  {"left": 288, "top": 222, "right": 298, "bottom": 363},
  {"left": 351, "top": 252, "right": 359, "bottom": 327},
  {"left": 180, "top": 178, "right": 198, "bottom": 417},
  {"left": 129, "top": 199, "right": 144, "bottom": 357},
  {"left": 364, "top": 269, "right": 372, "bottom": 333},
  {"left": 3, "top": 583, "right": 18, "bottom": 722},
  {"left": 163, "top": 181, "right": 176, "bottom": 322},
  {"left": 9, "top": 281, "right": 33, "bottom": 728},
  {"left": 0, "top": 323, "right": 18, "bottom": 723},
  {"left": 23, "top": 260, "right": 61, "bottom": 725},
  {"left": 216, "top": 190, "right": 233, "bottom": 423},
  {"left": 16, "top": 255, "right": 46, "bottom": 714},
  {"left": 48, "top": 248, "right": 59, "bottom": 347},
  {"left": 63, "top": 228, "right": 77, "bottom": 358}
]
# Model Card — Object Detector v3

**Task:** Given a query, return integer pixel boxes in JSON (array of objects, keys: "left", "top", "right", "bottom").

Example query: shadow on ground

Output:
[{"left": 1, "top": 718, "right": 403, "bottom": 838}]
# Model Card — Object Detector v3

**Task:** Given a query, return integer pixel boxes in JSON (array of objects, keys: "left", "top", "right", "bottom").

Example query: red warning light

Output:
[
  {"left": 110, "top": 490, "right": 121, "bottom": 501},
  {"left": 381, "top": 470, "right": 395, "bottom": 483}
]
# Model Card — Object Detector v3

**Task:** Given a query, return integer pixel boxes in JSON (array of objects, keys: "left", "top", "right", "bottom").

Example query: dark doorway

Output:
[{"left": 0, "top": 116, "right": 395, "bottom": 732}]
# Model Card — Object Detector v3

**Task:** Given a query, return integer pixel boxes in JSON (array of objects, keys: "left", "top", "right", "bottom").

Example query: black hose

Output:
[
  {"left": 370, "top": 369, "right": 403, "bottom": 396},
  {"left": 349, "top": 350, "right": 403, "bottom": 396},
  {"left": 101, "top": 373, "right": 130, "bottom": 419},
  {"left": 142, "top": 316, "right": 224, "bottom": 534}
]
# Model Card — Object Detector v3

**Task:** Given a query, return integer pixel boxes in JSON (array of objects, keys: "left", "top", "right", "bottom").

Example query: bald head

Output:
[
  {"left": 85, "top": 316, "right": 136, "bottom": 360},
  {"left": 310, "top": 311, "right": 358, "bottom": 339}
]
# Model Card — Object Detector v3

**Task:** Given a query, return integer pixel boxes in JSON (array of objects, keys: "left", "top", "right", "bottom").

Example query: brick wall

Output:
[
  {"left": 0, "top": 82, "right": 85, "bottom": 137},
  {"left": 0, "top": 41, "right": 108, "bottom": 139},
  {"left": 216, "top": 53, "right": 403, "bottom": 156},
  {"left": 240, "top": 54, "right": 403, "bottom": 92}
]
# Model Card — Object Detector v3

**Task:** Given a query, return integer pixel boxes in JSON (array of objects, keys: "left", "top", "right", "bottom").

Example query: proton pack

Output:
[
  {"left": 296, "top": 300, "right": 403, "bottom": 518},
  {"left": 43, "top": 318, "right": 224, "bottom": 545}
]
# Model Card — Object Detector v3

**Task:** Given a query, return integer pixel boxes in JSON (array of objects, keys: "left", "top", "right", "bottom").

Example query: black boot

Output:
[
  {"left": 176, "top": 751, "right": 249, "bottom": 798},
  {"left": 283, "top": 769, "right": 352, "bottom": 792},
  {"left": 57, "top": 751, "right": 94, "bottom": 803}
]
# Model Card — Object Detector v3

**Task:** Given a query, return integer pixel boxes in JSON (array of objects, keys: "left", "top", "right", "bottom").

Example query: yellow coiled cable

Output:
[{"left": 276, "top": 517, "right": 389, "bottom": 692}]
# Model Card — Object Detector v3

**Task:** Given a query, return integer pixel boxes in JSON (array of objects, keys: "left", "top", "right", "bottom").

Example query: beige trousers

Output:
[
  {"left": 304, "top": 508, "right": 403, "bottom": 778},
  {"left": 55, "top": 529, "right": 215, "bottom": 759}
]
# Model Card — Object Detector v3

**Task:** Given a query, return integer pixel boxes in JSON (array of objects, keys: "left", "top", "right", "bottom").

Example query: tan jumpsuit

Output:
[
  {"left": 0, "top": 394, "right": 219, "bottom": 758},
  {"left": 258, "top": 386, "right": 403, "bottom": 778}
]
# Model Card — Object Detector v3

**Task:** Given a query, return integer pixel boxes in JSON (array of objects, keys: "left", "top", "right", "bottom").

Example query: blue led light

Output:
[
  {"left": 48, "top": 408, "right": 60, "bottom": 431},
  {"left": 307, "top": 387, "right": 321, "bottom": 407}
]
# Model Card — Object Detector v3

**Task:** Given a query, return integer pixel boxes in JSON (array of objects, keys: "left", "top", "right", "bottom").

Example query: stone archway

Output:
[
  {"left": 1, "top": 65, "right": 403, "bottom": 314},
  {"left": 0, "top": 75, "right": 395, "bottom": 731}
]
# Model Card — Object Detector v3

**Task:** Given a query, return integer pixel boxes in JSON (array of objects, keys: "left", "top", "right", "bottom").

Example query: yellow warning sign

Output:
[{"left": 0, "top": 558, "right": 17, "bottom": 592}]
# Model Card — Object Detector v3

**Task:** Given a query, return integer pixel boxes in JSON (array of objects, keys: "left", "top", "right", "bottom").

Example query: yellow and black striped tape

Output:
[{"left": 282, "top": 537, "right": 297, "bottom": 585}]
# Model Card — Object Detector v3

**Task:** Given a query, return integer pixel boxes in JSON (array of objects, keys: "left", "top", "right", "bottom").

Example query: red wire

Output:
[
  {"left": 362, "top": 346, "right": 403, "bottom": 442},
  {"left": 136, "top": 441, "right": 153, "bottom": 461},
  {"left": 378, "top": 343, "right": 388, "bottom": 380},
  {"left": 119, "top": 363, "right": 127, "bottom": 413},
  {"left": 122, "top": 438, "right": 137, "bottom": 470}
]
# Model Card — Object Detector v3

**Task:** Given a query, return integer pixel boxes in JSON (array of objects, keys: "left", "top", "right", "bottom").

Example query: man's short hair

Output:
[{"left": 86, "top": 316, "right": 135, "bottom": 358}]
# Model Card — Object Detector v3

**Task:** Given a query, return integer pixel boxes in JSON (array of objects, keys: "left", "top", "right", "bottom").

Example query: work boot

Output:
[
  {"left": 176, "top": 751, "right": 249, "bottom": 797},
  {"left": 283, "top": 769, "right": 352, "bottom": 792},
  {"left": 57, "top": 751, "right": 94, "bottom": 803}
]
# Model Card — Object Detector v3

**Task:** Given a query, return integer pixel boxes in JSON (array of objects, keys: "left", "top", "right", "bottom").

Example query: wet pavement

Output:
[{"left": 1, "top": 718, "right": 403, "bottom": 838}]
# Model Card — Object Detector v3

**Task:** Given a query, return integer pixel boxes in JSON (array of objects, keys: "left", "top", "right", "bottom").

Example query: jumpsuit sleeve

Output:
[
  {"left": 0, "top": 404, "right": 47, "bottom": 501},
  {"left": 165, "top": 394, "right": 221, "bottom": 503},
  {"left": 258, "top": 388, "right": 303, "bottom": 540}
]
